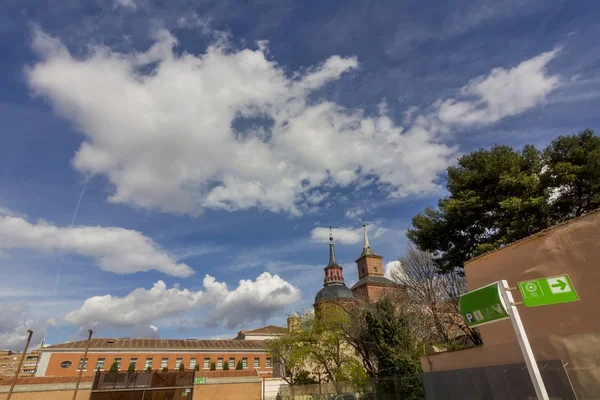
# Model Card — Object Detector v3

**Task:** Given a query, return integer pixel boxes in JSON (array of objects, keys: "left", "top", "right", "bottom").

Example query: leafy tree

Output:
[
  {"left": 162, "top": 367, "right": 168, "bottom": 372},
  {"left": 210, "top": 362, "right": 216, "bottom": 371},
  {"left": 147, "top": 366, "right": 152, "bottom": 372},
  {"left": 194, "top": 364, "right": 199, "bottom": 371},
  {"left": 541, "top": 129, "right": 600, "bottom": 219},
  {"left": 223, "top": 361, "right": 229, "bottom": 370},
  {"left": 408, "top": 130, "right": 600, "bottom": 271},
  {"left": 294, "top": 370, "right": 317, "bottom": 385},
  {"left": 127, "top": 362, "right": 136, "bottom": 373},
  {"left": 408, "top": 143, "right": 549, "bottom": 271},
  {"left": 179, "top": 362, "right": 185, "bottom": 371},
  {"left": 236, "top": 360, "right": 243, "bottom": 370},
  {"left": 109, "top": 361, "right": 119, "bottom": 373}
]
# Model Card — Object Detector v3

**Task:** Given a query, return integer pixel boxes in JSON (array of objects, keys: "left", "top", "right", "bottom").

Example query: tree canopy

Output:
[{"left": 408, "top": 129, "right": 600, "bottom": 271}]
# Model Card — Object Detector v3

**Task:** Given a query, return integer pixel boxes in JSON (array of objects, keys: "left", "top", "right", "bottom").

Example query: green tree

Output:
[
  {"left": 235, "top": 360, "right": 243, "bottom": 370},
  {"left": 179, "top": 362, "right": 185, "bottom": 371},
  {"left": 109, "top": 361, "right": 119, "bottom": 373},
  {"left": 127, "top": 362, "right": 136, "bottom": 373},
  {"left": 162, "top": 367, "right": 168, "bottom": 372},
  {"left": 541, "top": 129, "right": 600, "bottom": 219},
  {"left": 408, "top": 143, "right": 549, "bottom": 271},
  {"left": 147, "top": 366, "right": 152, "bottom": 372},
  {"left": 194, "top": 364, "right": 199, "bottom": 371},
  {"left": 294, "top": 370, "right": 317, "bottom": 385},
  {"left": 223, "top": 361, "right": 229, "bottom": 370},
  {"left": 210, "top": 362, "right": 216, "bottom": 371}
]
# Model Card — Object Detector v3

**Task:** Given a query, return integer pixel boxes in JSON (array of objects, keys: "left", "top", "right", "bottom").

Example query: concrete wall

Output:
[
  {"left": 0, "top": 390, "right": 90, "bottom": 400},
  {"left": 194, "top": 382, "right": 261, "bottom": 400},
  {"left": 421, "top": 211, "right": 600, "bottom": 399}
]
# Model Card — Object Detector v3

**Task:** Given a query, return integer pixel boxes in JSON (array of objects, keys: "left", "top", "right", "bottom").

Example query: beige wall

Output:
[{"left": 422, "top": 211, "right": 600, "bottom": 398}]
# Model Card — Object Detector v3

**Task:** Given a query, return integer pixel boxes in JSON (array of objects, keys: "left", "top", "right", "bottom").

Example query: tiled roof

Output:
[
  {"left": 243, "top": 326, "right": 287, "bottom": 335},
  {"left": 350, "top": 275, "right": 396, "bottom": 290},
  {"left": 0, "top": 376, "right": 95, "bottom": 385},
  {"left": 43, "top": 338, "right": 267, "bottom": 351}
]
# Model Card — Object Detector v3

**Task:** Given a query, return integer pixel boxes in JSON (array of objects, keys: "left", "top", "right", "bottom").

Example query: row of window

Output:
[{"left": 60, "top": 356, "right": 272, "bottom": 371}]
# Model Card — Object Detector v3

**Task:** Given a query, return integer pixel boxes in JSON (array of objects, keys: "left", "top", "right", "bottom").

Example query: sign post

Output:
[
  {"left": 499, "top": 280, "right": 549, "bottom": 400},
  {"left": 518, "top": 274, "right": 579, "bottom": 307}
]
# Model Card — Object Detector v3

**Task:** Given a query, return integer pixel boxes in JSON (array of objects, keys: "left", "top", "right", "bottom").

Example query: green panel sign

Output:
[
  {"left": 194, "top": 377, "right": 206, "bottom": 384},
  {"left": 518, "top": 274, "right": 579, "bottom": 307},
  {"left": 459, "top": 282, "right": 509, "bottom": 327}
]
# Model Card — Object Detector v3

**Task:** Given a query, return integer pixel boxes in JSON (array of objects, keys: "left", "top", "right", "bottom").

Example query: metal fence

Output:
[
  {"left": 279, "top": 377, "right": 426, "bottom": 400},
  {"left": 423, "top": 359, "right": 579, "bottom": 400}
]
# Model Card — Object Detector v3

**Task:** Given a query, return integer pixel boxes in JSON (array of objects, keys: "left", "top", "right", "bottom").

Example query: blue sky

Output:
[{"left": 1, "top": 0, "right": 599, "bottom": 349}]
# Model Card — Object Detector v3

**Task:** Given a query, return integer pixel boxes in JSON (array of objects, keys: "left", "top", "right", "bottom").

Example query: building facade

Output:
[
  {"left": 36, "top": 337, "right": 277, "bottom": 378},
  {"left": 0, "top": 349, "right": 40, "bottom": 377}
]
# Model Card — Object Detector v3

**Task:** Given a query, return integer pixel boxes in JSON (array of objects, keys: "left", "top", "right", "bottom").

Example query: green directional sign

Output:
[
  {"left": 459, "top": 282, "right": 510, "bottom": 328},
  {"left": 518, "top": 274, "right": 579, "bottom": 307},
  {"left": 194, "top": 377, "right": 206, "bottom": 384}
]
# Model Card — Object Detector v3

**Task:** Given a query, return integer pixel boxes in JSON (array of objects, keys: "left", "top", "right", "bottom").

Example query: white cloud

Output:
[
  {"left": 0, "top": 215, "right": 193, "bottom": 277},
  {"left": 344, "top": 207, "right": 365, "bottom": 221},
  {"left": 64, "top": 272, "right": 301, "bottom": 330},
  {"left": 25, "top": 28, "right": 459, "bottom": 216},
  {"left": 385, "top": 260, "right": 403, "bottom": 280},
  {"left": 26, "top": 30, "right": 561, "bottom": 216},
  {"left": 310, "top": 225, "right": 387, "bottom": 245},
  {"left": 436, "top": 48, "right": 561, "bottom": 125},
  {"left": 115, "top": 0, "right": 137, "bottom": 9},
  {"left": 0, "top": 206, "right": 27, "bottom": 218},
  {"left": 0, "top": 304, "right": 54, "bottom": 351},
  {"left": 149, "top": 324, "right": 158, "bottom": 332}
]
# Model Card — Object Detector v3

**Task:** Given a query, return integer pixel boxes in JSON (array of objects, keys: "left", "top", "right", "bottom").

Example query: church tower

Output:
[
  {"left": 313, "top": 229, "right": 355, "bottom": 322},
  {"left": 350, "top": 224, "right": 396, "bottom": 302}
]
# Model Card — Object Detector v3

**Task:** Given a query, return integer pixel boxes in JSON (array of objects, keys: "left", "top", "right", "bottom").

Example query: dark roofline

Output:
[
  {"left": 42, "top": 338, "right": 267, "bottom": 351},
  {"left": 466, "top": 208, "right": 600, "bottom": 265}
]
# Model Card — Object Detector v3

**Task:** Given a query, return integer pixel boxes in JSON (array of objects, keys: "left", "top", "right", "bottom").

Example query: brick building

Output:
[
  {"left": 313, "top": 225, "right": 396, "bottom": 321},
  {"left": 0, "top": 350, "right": 40, "bottom": 377},
  {"left": 35, "top": 335, "right": 279, "bottom": 378}
]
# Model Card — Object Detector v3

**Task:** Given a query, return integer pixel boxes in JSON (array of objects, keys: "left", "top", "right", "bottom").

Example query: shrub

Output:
[
  {"left": 210, "top": 362, "right": 216, "bottom": 371},
  {"left": 162, "top": 367, "right": 168, "bottom": 372},
  {"left": 147, "top": 366, "right": 152, "bottom": 372},
  {"left": 127, "top": 363, "right": 136, "bottom": 373},
  {"left": 109, "top": 361, "right": 119, "bottom": 373},
  {"left": 235, "top": 360, "right": 243, "bottom": 370},
  {"left": 195, "top": 364, "right": 199, "bottom": 371},
  {"left": 179, "top": 362, "right": 185, "bottom": 371},
  {"left": 223, "top": 362, "right": 229, "bottom": 371}
]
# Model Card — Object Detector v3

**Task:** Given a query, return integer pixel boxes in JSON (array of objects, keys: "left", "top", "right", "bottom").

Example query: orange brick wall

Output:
[
  {"left": 0, "top": 390, "right": 91, "bottom": 400},
  {"left": 194, "top": 382, "right": 261, "bottom": 400},
  {"left": 44, "top": 352, "right": 272, "bottom": 377},
  {"left": 356, "top": 255, "right": 383, "bottom": 279}
]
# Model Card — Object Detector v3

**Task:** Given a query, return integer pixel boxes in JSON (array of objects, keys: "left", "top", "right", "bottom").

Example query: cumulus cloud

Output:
[
  {"left": 310, "top": 225, "right": 387, "bottom": 245},
  {"left": 115, "top": 0, "right": 137, "bottom": 9},
  {"left": 65, "top": 272, "right": 301, "bottom": 330},
  {"left": 344, "top": 207, "right": 365, "bottom": 221},
  {"left": 0, "top": 304, "right": 54, "bottom": 350},
  {"left": 26, "top": 29, "right": 561, "bottom": 216},
  {"left": 385, "top": 260, "right": 403, "bottom": 280},
  {"left": 0, "top": 215, "right": 193, "bottom": 277},
  {"left": 436, "top": 48, "right": 561, "bottom": 125}
]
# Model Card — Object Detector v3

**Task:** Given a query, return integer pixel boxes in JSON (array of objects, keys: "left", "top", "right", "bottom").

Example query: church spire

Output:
[
  {"left": 327, "top": 226, "right": 339, "bottom": 267},
  {"left": 359, "top": 224, "right": 378, "bottom": 257}
]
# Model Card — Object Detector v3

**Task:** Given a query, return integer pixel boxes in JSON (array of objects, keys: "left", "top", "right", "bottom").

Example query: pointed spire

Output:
[
  {"left": 327, "top": 227, "right": 339, "bottom": 267},
  {"left": 359, "top": 223, "right": 378, "bottom": 257}
]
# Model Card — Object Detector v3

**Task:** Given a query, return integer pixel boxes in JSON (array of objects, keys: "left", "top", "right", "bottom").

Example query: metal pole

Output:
[
  {"left": 499, "top": 280, "right": 549, "bottom": 400},
  {"left": 7, "top": 329, "right": 33, "bottom": 400},
  {"left": 72, "top": 329, "right": 93, "bottom": 400}
]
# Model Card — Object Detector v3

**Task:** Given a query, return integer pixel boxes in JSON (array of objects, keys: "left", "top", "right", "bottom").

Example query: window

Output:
[
  {"left": 242, "top": 357, "right": 247, "bottom": 369},
  {"left": 175, "top": 358, "right": 183, "bottom": 369},
  {"left": 228, "top": 358, "right": 235, "bottom": 369},
  {"left": 114, "top": 358, "right": 122, "bottom": 370},
  {"left": 266, "top": 358, "right": 272, "bottom": 368},
  {"left": 374, "top": 266, "right": 378, "bottom": 272},
  {"left": 161, "top": 358, "right": 168, "bottom": 369},
  {"left": 96, "top": 358, "right": 105, "bottom": 371},
  {"left": 130, "top": 358, "right": 137, "bottom": 370},
  {"left": 189, "top": 358, "right": 196, "bottom": 369},
  {"left": 203, "top": 358, "right": 210, "bottom": 369},
  {"left": 217, "top": 357, "right": 223, "bottom": 369},
  {"left": 60, "top": 361, "right": 72, "bottom": 369},
  {"left": 12, "top": 357, "right": 17, "bottom": 361},
  {"left": 254, "top": 357, "right": 260, "bottom": 368},
  {"left": 145, "top": 358, "right": 153, "bottom": 369}
]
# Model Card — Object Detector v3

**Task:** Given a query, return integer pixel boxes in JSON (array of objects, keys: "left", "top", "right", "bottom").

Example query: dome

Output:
[{"left": 314, "top": 283, "right": 355, "bottom": 304}]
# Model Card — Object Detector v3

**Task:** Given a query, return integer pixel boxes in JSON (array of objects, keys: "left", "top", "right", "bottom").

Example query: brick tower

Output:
[{"left": 350, "top": 224, "right": 396, "bottom": 302}]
